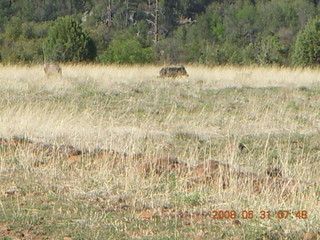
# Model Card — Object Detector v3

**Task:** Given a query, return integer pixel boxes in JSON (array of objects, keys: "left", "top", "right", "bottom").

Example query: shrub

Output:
[
  {"left": 256, "top": 35, "right": 285, "bottom": 65},
  {"left": 44, "top": 16, "right": 96, "bottom": 62},
  {"left": 293, "top": 17, "right": 320, "bottom": 66},
  {"left": 99, "top": 37, "right": 153, "bottom": 64},
  {"left": 0, "top": 18, "right": 45, "bottom": 63}
]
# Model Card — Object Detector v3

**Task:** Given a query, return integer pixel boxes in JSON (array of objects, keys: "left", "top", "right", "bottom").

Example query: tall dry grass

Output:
[
  {"left": 0, "top": 64, "right": 319, "bottom": 146},
  {"left": 1, "top": 64, "right": 320, "bottom": 90},
  {"left": 0, "top": 64, "right": 319, "bottom": 238}
]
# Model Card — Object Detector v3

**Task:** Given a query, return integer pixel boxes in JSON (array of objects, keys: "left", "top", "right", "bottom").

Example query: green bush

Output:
[
  {"left": 0, "top": 18, "right": 45, "bottom": 63},
  {"left": 99, "top": 37, "right": 153, "bottom": 64},
  {"left": 256, "top": 35, "right": 285, "bottom": 65},
  {"left": 44, "top": 16, "right": 96, "bottom": 62},
  {"left": 293, "top": 17, "right": 320, "bottom": 67}
]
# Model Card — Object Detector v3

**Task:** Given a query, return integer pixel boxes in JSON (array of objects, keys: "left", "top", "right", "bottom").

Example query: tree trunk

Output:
[
  {"left": 154, "top": 0, "right": 159, "bottom": 43},
  {"left": 107, "top": 0, "right": 112, "bottom": 27},
  {"left": 125, "top": 0, "right": 129, "bottom": 27}
]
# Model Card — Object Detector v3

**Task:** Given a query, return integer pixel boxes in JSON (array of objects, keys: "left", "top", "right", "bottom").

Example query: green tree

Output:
[
  {"left": 44, "top": 16, "right": 96, "bottom": 62},
  {"left": 0, "top": 17, "right": 46, "bottom": 63},
  {"left": 293, "top": 17, "right": 320, "bottom": 66}
]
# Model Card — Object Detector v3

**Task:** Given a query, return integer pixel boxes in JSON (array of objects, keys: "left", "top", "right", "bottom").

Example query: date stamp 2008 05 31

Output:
[{"left": 212, "top": 210, "right": 308, "bottom": 220}]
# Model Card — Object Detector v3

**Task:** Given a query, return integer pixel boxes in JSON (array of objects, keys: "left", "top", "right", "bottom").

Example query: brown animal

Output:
[
  {"left": 44, "top": 63, "right": 62, "bottom": 78},
  {"left": 158, "top": 66, "right": 189, "bottom": 78}
]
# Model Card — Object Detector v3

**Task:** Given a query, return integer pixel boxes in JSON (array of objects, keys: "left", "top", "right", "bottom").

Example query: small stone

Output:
[
  {"left": 232, "top": 219, "right": 242, "bottom": 226},
  {"left": 5, "top": 190, "right": 16, "bottom": 196}
]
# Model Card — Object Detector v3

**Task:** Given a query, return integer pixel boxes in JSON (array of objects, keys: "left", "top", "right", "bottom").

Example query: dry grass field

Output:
[{"left": 0, "top": 64, "right": 319, "bottom": 239}]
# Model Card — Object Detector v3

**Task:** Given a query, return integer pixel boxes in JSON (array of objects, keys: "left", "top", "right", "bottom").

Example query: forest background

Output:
[{"left": 1, "top": 0, "right": 320, "bottom": 66}]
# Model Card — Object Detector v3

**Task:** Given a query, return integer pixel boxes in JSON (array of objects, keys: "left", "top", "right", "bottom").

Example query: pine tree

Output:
[
  {"left": 293, "top": 17, "right": 320, "bottom": 66},
  {"left": 43, "top": 16, "right": 96, "bottom": 62}
]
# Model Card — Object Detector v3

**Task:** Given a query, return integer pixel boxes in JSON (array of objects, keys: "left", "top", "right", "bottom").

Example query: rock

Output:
[
  {"left": 231, "top": 219, "right": 242, "bottom": 226},
  {"left": 238, "top": 143, "right": 249, "bottom": 153}
]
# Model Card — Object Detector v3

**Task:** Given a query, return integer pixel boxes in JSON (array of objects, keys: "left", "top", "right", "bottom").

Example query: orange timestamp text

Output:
[{"left": 212, "top": 210, "right": 308, "bottom": 220}]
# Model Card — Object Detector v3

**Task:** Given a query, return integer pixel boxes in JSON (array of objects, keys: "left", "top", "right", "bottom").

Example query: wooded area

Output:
[{"left": 1, "top": 0, "right": 320, "bottom": 66}]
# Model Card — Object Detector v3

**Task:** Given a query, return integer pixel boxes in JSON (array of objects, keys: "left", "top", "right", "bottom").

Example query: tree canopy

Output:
[
  {"left": 0, "top": 0, "right": 319, "bottom": 66},
  {"left": 293, "top": 17, "right": 320, "bottom": 66}
]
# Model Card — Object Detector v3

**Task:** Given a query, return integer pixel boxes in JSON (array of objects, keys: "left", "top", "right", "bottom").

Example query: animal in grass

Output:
[
  {"left": 158, "top": 66, "right": 189, "bottom": 78},
  {"left": 44, "top": 63, "right": 62, "bottom": 78}
]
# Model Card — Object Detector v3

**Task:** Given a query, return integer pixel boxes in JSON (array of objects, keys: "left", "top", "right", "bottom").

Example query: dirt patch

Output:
[
  {"left": 0, "top": 136, "right": 317, "bottom": 197},
  {"left": 0, "top": 222, "right": 47, "bottom": 240}
]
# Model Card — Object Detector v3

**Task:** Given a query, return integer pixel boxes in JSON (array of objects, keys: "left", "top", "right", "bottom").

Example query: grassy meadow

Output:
[{"left": 0, "top": 64, "right": 319, "bottom": 239}]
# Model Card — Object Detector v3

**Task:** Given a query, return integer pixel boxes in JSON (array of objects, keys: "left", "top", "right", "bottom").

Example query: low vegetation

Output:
[{"left": 0, "top": 65, "right": 319, "bottom": 239}]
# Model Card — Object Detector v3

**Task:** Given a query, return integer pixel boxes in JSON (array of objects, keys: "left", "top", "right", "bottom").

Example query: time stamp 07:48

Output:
[{"left": 212, "top": 210, "right": 308, "bottom": 220}]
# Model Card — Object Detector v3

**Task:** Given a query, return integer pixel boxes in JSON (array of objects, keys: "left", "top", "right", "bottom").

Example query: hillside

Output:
[{"left": 1, "top": 0, "right": 320, "bottom": 65}]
